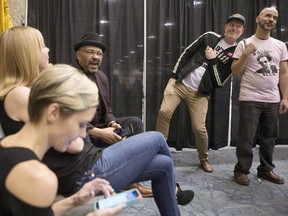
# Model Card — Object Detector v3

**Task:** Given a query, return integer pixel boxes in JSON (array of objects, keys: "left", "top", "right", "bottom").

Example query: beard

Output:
[
  {"left": 259, "top": 20, "right": 275, "bottom": 31},
  {"left": 225, "top": 31, "right": 240, "bottom": 41}
]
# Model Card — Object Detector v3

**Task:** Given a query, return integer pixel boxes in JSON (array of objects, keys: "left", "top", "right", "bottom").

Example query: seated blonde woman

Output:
[{"left": 0, "top": 64, "right": 123, "bottom": 216}]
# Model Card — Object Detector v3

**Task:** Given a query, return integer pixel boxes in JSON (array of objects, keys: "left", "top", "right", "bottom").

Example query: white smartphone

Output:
[{"left": 94, "top": 189, "right": 143, "bottom": 209}]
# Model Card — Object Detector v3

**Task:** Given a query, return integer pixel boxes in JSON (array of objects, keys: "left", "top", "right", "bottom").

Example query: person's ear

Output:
[
  {"left": 224, "top": 23, "right": 228, "bottom": 32},
  {"left": 76, "top": 50, "right": 81, "bottom": 60},
  {"left": 47, "top": 103, "right": 61, "bottom": 124},
  {"left": 256, "top": 16, "right": 260, "bottom": 24}
]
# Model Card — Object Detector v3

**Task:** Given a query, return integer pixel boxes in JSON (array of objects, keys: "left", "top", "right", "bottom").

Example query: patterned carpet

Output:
[{"left": 66, "top": 145, "right": 288, "bottom": 216}]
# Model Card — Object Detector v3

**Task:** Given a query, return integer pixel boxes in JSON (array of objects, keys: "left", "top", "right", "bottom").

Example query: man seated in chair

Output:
[{"left": 73, "top": 32, "right": 152, "bottom": 197}]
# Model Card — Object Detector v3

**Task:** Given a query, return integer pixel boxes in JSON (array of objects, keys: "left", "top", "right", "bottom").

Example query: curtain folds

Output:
[{"left": 28, "top": 0, "right": 288, "bottom": 150}]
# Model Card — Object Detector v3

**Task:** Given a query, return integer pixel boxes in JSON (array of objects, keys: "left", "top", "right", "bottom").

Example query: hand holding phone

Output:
[
  {"left": 114, "top": 124, "right": 134, "bottom": 138},
  {"left": 94, "top": 189, "right": 142, "bottom": 210}
]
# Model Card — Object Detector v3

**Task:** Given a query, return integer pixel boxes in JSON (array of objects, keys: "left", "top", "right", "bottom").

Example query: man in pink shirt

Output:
[{"left": 232, "top": 6, "right": 288, "bottom": 186}]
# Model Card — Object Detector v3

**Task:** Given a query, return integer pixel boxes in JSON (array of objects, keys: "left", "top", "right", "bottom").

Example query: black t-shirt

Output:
[
  {"left": 0, "top": 100, "right": 24, "bottom": 135},
  {"left": 0, "top": 99, "right": 103, "bottom": 197},
  {"left": 0, "top": 146, "right": 54, "bottom": 216},
  {"left": 43, "top": 144, "right": 103, "bottom": 196}
]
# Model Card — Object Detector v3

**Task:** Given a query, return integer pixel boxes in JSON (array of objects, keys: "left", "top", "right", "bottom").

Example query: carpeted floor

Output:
[
  {"left": 118, "top": 145, "right": 288, "bottom": 216},
  {"left": 65, "top": 145, "right": 288, "bottom": 216}
]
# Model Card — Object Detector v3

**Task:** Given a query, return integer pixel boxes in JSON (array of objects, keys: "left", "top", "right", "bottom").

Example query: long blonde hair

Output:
[
  {"left": 29, "top": 64, "right": 99, "bottom": 123},
  {"left": 0, "top": 26, "right": 44, "bottom": 99}
]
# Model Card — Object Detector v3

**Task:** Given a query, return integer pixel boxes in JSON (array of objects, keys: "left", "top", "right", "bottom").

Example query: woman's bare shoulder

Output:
[
  {"left": 6, "top": 159, "right": 58, "bottom": 207},
  {"left": 4, "top": 86, "right": 30, "bottom": 122}
]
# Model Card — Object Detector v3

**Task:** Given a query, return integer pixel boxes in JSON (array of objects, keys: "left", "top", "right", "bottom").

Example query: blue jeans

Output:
[
  {"left": 90, "top": 131, "right": 180, "bottom": 216},
  {"left": 234, "top": 101, "right": 279, "bottom": 174}
]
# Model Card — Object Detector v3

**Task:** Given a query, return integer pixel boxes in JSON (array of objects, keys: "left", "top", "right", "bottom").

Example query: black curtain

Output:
[{"left": 28, "top": 0, "right": 288, "bottom": 150}]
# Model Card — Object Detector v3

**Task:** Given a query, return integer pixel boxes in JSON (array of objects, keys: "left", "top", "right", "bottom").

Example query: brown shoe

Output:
[
  {"left": 201, "top": 160, "right": 213, "bottom": 173},
  {"left": 120, "top": 183, "right": 153, "bottom": 197},
  {"left": 257, "top": 171, "right": 284, "bottom": 184},
  {"left": 233, "top": 172, "right": 250, "bottom": 186}
]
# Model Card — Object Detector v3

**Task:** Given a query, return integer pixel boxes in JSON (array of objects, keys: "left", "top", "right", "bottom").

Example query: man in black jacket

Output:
[
  {"left": 156, "top": 14, "right": 245, "bottom": 173},
  {"left": 73, "top": 32, "right": 152, "bottom": 197}
]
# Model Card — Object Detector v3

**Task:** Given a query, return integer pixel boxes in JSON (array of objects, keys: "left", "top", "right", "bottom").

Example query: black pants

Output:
[
  {"left": 234, "top": 101, "right": 279, "bottom": 174},
  {"left": 90, "top": 116, "right": 144, "bottom": 147}
]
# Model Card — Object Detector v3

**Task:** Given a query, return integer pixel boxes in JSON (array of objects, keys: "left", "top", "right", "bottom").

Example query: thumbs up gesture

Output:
[{"left": 242, "top": 39, "right": 257, "bottom": 56}]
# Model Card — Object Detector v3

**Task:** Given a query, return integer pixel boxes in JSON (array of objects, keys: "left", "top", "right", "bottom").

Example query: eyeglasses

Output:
[{"left": 80, "top": 49, "right": 103, "bottom": 57}]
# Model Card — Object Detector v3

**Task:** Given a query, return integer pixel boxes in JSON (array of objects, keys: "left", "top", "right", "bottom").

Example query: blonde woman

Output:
[
  {"left": 0, "top": 64, "right": 124, "bottom": 215},
  {"left": 0, "top": 26, "right": 51, "bottom": 125}
]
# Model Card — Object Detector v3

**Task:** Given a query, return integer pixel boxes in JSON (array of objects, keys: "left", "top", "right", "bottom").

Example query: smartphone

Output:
[
  {"left": 94, "top": 189, "right": 142, "bottom": 209},
  {"left": 114, "top": 124, "right": 134, "bottom": 138}
]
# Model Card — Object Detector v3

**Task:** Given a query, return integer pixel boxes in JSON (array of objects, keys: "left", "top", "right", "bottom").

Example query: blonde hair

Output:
[
  {"left": 0, "top": 26, "right": 44, "bottom": 99},
  {"left": 28, "top": 64, "right": 99, "bottom": 123}
]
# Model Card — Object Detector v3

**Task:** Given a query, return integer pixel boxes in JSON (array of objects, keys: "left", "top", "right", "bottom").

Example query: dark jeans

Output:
[
  {"left": 90, "top": 116, "right": 143, "bottom": 147},
  {"left": 234, "top": 101, "right": 279, "bottom": 174}
]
